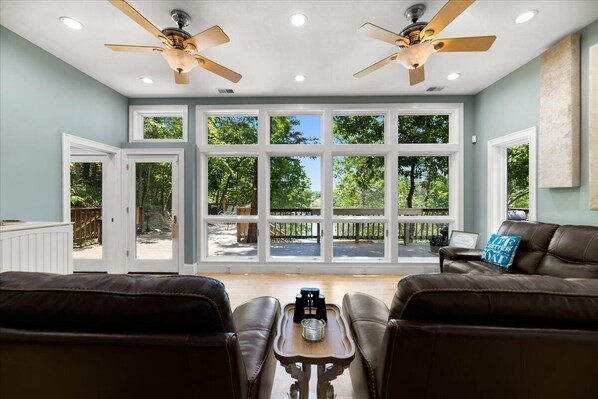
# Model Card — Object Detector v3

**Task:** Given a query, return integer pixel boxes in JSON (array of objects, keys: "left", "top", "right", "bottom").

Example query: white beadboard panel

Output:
[{"left": 0, "top": 222, "right": 73, "bottom": 274}]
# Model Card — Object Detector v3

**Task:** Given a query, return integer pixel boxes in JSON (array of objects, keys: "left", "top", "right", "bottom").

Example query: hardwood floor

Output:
[{"left": 202, "top": 273, "right": 404, "bottom": 399}]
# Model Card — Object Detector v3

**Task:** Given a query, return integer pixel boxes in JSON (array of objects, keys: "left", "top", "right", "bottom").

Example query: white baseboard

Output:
[
  {"left": 195, "top": 262, "right": 439, "bottom": 275},
  {"left": 181, "top": 263, "right": 198, "bottom": 275}
]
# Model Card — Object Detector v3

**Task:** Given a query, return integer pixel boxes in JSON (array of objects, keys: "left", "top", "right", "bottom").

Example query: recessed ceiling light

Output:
[
  {"left": 290, "top": 14, "right": 307, "bottom": 27},
  {"left": 515, "top": 10, "right": 538, "bottom": 24},
  {"left": 59, "top": 16, "right": 83, "bottom": 30},
  {"left": 447, "top": 73, "right": 461, "bottom": 81},
  {"left": 294, "top": 74, "right": 306, "bottom": 82},
  {"left": 140, "top": 77, "right": 153, "bottom": 84}
]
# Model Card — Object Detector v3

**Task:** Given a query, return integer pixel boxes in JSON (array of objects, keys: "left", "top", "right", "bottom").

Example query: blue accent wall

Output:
[
  {"left": 0, "top": 26, "right": 128, "bottom": 221},
  {"left": 473, "top": 20, "right": 598, "bottom": 241}
]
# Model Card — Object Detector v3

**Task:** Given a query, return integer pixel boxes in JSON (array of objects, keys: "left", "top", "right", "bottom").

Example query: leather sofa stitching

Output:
[
  {"left": 353, "top": 334, "right": 378, "bottom": 398},
  {"left": 398, "top": 288, "right": 598, "bottom": 319},
  {"left": 0, "top": 288, "right": 231, "bottom": 331},
  {"left": 583, "top": 231, "right": 598, "bottom": 263},
  {"left": 352, "top": 318, "right": 388, "bottom": 325},
  {"left": 246, "top": 308, "right": 278, "bottom": 391},
  {"left": 235, "top": 327, "right": 271, "bottom": 334},
  {"left": 225, "top": 334, "right": 242, "bottom": 399}
]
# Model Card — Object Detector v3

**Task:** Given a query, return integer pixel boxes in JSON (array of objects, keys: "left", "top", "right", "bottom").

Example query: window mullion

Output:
[{"left": 388, "top": 108, "right": 399, "bottom": 263}]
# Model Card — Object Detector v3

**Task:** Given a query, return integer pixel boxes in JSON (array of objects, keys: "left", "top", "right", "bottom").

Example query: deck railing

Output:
[
  {"left": 269, "top": 208, "right": 449, "bottom": 243},
  {"left": 71, "top": 207, "right": 101, "bottom": 247}
]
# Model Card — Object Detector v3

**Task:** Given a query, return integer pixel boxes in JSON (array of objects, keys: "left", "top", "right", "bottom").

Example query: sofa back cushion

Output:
[
  {"left": 496, "top": 221, "right": 559, "bottom": 274},
  {"left": 0, "top": 272, "right": 235, "bottom": 333},
  {"left": 388, "top": 273, "right": 598, "bottom": 330},
  {"left": 535, "top": 225, "right": 598, "bottom": 278}
]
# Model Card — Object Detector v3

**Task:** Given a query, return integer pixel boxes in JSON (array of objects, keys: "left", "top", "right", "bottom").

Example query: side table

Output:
[{"left": 273, "top": 303, "right": 355, "bottom": 399}]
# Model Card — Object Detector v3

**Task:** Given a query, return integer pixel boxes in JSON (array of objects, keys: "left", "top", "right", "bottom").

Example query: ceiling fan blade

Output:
[
  {"left": 108, "top": 0, "right": 169, "bottom": 44},
  {"left": 433, "top": 35, "right": 496, "bottom": 52},
  {"left": 105, "top": 44, "right": 163, "bottom": 53},
  {"left": 357, "top": 23, "right": 407, "bottom": 46},
  {"left": 353, "top": 53, "right": 399, "bottom": 78},
  {"left": 195, "top": 56, "right": 242, "bottom": 83},
  {"left": 420, "top": 0, "right": 475, "bottom": 40},
  {"left": 183, "top": 25, "right": 230, "bottom": 52},
  {"left": 174, "top": 71, "right": 189, "bottom": 84},
  {"left": 409, "top": 65, "right": 425, "bottom": 86}
]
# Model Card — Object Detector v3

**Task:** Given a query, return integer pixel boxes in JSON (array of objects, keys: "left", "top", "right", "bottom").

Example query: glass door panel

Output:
[
  {"left": 126, "top": 154, "right": 180, "bottom": 273},
  {"left": 135, "top": 162, "right": 174, "bottom": 260}
]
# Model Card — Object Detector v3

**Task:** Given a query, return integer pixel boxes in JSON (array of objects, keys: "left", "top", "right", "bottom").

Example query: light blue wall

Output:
[
  {"left": 473, "top": 20, "right": 598, "bottom": 241},
  {"left": 129, "top": 96, "right": 476, "bottom": 263},
  {"left": 0, "top": 26, "right": 128, "bottom": 221}
]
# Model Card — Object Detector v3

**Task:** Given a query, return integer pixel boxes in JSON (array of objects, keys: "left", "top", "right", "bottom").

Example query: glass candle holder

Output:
[{"left": 301, "top": 318, "right": 326, "bottom": 341}]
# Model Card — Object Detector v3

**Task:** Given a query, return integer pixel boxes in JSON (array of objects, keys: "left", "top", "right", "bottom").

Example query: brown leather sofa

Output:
[
  {"left": 343, "top": 221, "right": 598, "bottom": 399},
  {"left": 0, "top": 272, "right": 280, "bottom": 399},
  {"left": 440, "top": 221, "right": 598, "bottom": 277}
]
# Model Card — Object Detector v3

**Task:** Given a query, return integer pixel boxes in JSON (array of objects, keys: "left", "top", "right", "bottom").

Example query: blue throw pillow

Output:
[{"left": 481, "top": 234, "right": 522, "bottom": 268}]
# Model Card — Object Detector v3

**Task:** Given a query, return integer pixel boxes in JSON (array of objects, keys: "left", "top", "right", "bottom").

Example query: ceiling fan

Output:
[
  {"left": 354, "top": 0, "right": 496, "bottom": 86},
  {"left": 104, "top": 0, "right": 241, "bottom": 85}
]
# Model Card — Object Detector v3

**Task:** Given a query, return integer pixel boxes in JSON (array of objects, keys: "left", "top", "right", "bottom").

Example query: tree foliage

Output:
[
  {"left": 507, "top": 144, "right": 529, "bottom": 208},
  {"left": 70, "top": 162, "right": 102, "bottom": 207},
  {"left": 143, "top": 117, "right": 183, "bottom": 139}
]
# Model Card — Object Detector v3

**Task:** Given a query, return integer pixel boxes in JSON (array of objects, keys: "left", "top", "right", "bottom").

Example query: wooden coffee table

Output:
[{"left": 274, "top": 303, "right": 355, "bottom": 399}]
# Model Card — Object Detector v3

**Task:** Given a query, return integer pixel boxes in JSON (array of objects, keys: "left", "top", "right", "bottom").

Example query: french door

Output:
[
  {"left": 124, "top": 150, "right": 184, "bottom": 273},
  {"left": 70, "top": 155, "right": 109, "bottom": 272}
]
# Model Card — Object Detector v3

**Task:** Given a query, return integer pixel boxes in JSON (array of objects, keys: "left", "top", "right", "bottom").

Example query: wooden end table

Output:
[{"left": 274, "top": 303, "right": 355, "bottom": 399}]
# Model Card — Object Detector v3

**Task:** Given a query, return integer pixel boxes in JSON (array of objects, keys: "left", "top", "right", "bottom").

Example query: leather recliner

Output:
[
  {"left": 0, "top": 272, "right": 280, "bottom": 399},
  {"left": 344, "top": 221, "right": 598, "bottom": 399},
  {"left": 343, "top": 274, "right": 598, "bottom": 399}
]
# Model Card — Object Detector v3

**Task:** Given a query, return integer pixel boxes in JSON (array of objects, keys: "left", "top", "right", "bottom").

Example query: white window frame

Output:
[
  {"left": 487, "top": 127, "right": 537, "bottom": 238},
  {"left": 196, "top": 103, "right": 463, "bottom": 273},
  {"left": 129, "top": 105, "right": 188, "bottom": 143}
]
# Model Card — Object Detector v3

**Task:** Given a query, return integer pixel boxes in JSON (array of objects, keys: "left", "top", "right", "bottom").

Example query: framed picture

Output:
[{"left": 449, "top": 230, "right": 479, "bottom": 249}]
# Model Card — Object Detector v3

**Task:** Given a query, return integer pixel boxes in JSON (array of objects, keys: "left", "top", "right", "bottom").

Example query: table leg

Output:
[
  {"left": 285, "top": 363, "right": 311, "bottom": 399},
  {"left": 317, "top": 364, "right": 345, "bottom": 399}
]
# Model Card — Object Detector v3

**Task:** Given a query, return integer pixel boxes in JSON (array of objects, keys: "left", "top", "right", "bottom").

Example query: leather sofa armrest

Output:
[
  {"left": 342, "top": 292, "right": 389, "bottom": 398},
  {"left": 439, "top": 247, "right": 483, "bottom": 272},
  {"left": 233, "top": 296, "right": 280, "bottom": 399}
]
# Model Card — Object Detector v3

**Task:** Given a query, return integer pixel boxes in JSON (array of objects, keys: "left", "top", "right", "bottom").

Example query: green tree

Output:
[
  {"left": 207, "top": 116, "right": 314, "bottom": 242},
  {"left": 507, "top": 144, "right": 529, "bottom": 208},
  {"left": 332, "top": 116, "right": 385, "bottom": 208},
  {"left": 70, "top": 162, "right": 102, "bottom": 207},
  {"left": 143, "top": 117, "right": 183, "bottom": 139}
]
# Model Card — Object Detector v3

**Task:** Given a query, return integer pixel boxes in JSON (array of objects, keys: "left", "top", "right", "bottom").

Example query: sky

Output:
[{"left": 294, "top": 115, "right": 321, "bottom": 192}]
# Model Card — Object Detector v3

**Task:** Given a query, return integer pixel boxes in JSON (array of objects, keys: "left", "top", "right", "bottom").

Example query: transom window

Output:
[
  {"left": 197, "top": 104, "right": 462, "bottom": 266},
  {"left": 129, "top": 105, "right": 188, "bottom": 142}
]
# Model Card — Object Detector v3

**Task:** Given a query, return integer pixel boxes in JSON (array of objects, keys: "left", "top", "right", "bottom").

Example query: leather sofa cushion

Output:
[
  {"left": 497, "top": 221, "right": 559, "bottom": 274},
  {"left": 442, "top": 259, "right": 511, "bottom": 274},
  {"left": 0, "top": 272, "right": 235, "bottom": 333},
  {"left": 536, "top": 225, "right": 598, "bottom": 278},
  {"left": 388, "top": 273, "right": 598, "bottom": 329},
  {"left": 233, "top": 296, "right": 280, "bottom": 398}
]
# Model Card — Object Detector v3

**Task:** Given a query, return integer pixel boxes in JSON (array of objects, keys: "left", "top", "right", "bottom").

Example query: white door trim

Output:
[
  {"left": 122, "top": 148, "right": 185, "bottom": 274},
  {"left": 487, "top": 127, "right": 537, "bottom": 237},
  {"left": 62, "top": 134, "right": 122, "bottom": 273}
]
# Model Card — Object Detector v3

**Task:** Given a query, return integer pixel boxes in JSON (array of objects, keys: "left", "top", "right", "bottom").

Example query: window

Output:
[
  {"left": 129, "top": 105, "right": 188, "bottom": 142},
  {"left": 198, "top": 104, "right": 462, "bottom": 267}
]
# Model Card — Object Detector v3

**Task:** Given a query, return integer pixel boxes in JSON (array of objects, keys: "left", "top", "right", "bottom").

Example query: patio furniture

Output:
[
  {"left": 0, "top": 272, "right": 280, "bottom": 399},
  {"left": 274, "top": 303, "right": 355, "bottom": 399}
]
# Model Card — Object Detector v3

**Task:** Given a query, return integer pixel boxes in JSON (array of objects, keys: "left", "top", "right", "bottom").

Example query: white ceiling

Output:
[{"left": 1, "top": 1, "right": 597, "bottom": 98}]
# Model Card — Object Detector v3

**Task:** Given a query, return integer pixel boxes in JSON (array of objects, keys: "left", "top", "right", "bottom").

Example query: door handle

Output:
[{"left": 171, "top": 215, "right": 178, "bottom": 239}]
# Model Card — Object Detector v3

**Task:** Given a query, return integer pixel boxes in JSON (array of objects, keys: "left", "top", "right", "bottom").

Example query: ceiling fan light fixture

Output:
[
  {"left": 290, "top": 14, "right": 307, "bottom": 27},
  {"left": 447, "top": 73, "right": 461, "bottom": 81},
  {"left": 59, "top": 16, "right": 83, "bottom": 30},
  {"left": 294, "top": 74, "right": 306, "bottom": 82},
  {"left": 162, "top": 48, "right": 197, "bottom": 74},
  {"left": 140, "top": 77, "right": 154, "bottom": 84},
  {"left": 515, "top": 10, "right": 538, "bottom": 24},
  {"left": 395, "top": 42, "right": 435, "bottom": 69}
]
